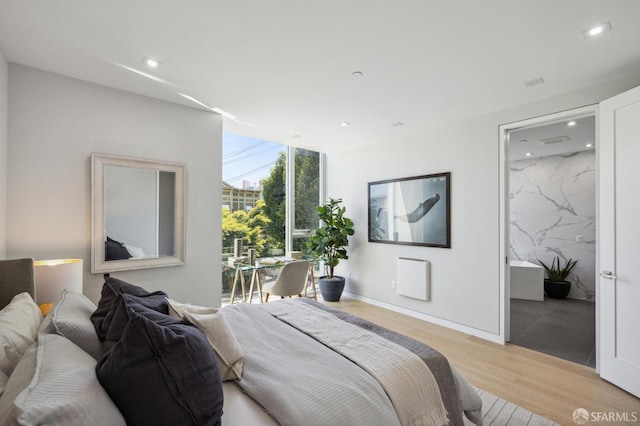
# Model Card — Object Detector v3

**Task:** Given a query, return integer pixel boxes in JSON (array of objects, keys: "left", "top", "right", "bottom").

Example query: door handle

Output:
[{"left": 600, "top": 271, "right": 617, "bottom": 280}]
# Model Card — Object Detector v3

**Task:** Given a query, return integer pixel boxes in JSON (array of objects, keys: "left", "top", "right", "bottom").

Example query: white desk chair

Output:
[{"left": 262, "top": 261, "right": 310, "bottom": 302}]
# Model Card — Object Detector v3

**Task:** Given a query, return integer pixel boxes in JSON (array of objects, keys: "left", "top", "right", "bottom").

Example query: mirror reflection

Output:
[
  {"left": 91, "top": 153, "right": 185, "bottom": 273},
  {"left": 104, "top": 166, "right": 176, "bottom": 261}
]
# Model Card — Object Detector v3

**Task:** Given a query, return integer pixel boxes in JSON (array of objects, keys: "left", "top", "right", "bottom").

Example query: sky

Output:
[{"left": 223, "top": 132, "right": 285, "bottom": 188}]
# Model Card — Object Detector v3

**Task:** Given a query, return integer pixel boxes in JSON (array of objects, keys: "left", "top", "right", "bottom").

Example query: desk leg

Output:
[
  {"left": 302, "top": 270, "right": 309, "bottom": 297},
  {"left": 311, "top": 266, "right": 317, "bottom": 300},
  {"left": 248, "top": 271, "right": 256, "bottom": 303},
  {"left": 256, "top": 271, "right": 264, "bottom": 303},
  {"left": 304, "top": 264, "right": 317, "bottom": 300},
  {"left": 230, "top": 268, "right": 241, "bottom": 304},
  {"left": 240, "top": 271, "right": 247, "bottom": 303},
  {"left": 247, "top": 270, "right": 265, "bottom": 303}
]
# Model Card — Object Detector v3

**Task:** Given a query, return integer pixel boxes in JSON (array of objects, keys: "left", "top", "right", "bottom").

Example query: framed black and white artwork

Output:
[{"left": 368, "top": 172, "right": 450, "bottom": 248}]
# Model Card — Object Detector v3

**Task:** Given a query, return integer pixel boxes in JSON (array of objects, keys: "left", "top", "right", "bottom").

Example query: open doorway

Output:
[{"left": 500, "top": 106, "right": 597, "bottom": 367}]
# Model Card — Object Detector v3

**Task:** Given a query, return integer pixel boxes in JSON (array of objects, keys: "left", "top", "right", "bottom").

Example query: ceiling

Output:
[
  {"left": 1, "top": 1, "right": 639, "bottom": 154},
  {"left": 509, "top": 115, "right": 596, "bottom": 161}
]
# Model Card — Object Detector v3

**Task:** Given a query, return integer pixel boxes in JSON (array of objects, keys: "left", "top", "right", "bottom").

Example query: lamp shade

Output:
[{"left": 34, "top": 259, "right": 83, "bottom": 304}]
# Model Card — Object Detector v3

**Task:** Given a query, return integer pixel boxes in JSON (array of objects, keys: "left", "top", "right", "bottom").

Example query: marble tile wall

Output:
[{"left": 510, "top": 150, "right": 595, "bottom": 300}]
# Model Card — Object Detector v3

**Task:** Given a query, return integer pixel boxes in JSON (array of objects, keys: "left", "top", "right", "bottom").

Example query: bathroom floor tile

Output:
[{"left": 510, "top": 297, "right": 595, "bottom": 367}]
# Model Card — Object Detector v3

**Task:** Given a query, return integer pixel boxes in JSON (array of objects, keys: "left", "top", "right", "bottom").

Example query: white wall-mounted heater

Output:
[{"left": 397, "top": 257, "right": 430, "bottom": 301}]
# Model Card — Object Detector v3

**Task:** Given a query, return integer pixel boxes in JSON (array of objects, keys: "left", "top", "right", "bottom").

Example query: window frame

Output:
[{"left": 285, "top": 146, "right": 325, "bottom": 254}]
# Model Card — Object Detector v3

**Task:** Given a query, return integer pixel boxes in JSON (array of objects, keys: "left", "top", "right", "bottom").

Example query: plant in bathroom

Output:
[
  {"left": 538, "top": 256, "right": 578, "bottom": 299},
  {"left": 307, "top": 198, "right": 354, "bottom": 301}
]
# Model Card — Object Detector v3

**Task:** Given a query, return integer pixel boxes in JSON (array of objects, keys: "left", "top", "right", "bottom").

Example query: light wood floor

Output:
[{"left": 323, "top": 297, "right": 639, "bottom": 425}]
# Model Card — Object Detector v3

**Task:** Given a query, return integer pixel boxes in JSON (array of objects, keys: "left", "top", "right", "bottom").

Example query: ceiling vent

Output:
[
  {"left": 538, "top": 136, "right": 569, "bottom": 145},
  {"left": 524, "top": 77, "right": 545, "bottom": 88}
]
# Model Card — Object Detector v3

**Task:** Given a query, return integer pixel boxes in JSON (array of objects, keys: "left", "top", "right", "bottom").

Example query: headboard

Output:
[{"left": 0, "top": 258, "right": 35, "bottom": 309}]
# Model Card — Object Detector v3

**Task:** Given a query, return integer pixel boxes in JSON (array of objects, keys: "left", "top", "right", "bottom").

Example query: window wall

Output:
[{"left": 221, "top": 134, "right": 323, "bottom": 303}]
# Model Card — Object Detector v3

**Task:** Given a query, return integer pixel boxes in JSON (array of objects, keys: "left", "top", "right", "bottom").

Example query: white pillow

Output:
[
  {"left": 124, "top": 244, "right": 145, "bottom": 259},
  {"left": 0, "top": 343, "right": 37, "bottom": 423},
  {"left": 12, "top": 334, "right": 125, "bottom": 426},
  {"left": 0, "top": 293, "right": 43, "bottom": 378},
  {"left": 167, "top": 299, "right": 244, "bottom": 381},
  {"left": 166, "top": 298, "right": 186, "bottom": 319},
  {"left": 166, "top": 298, "right": 213, "bottom": 318}
]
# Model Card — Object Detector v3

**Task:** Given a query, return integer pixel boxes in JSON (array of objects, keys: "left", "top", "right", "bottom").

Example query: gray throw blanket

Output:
[{"left": 300, "top": 299, "right": 472, "bottom": 425}]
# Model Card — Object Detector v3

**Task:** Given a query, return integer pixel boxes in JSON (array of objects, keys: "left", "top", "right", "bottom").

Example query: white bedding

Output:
[
  {"left": 222, "top": 300, "right": 482, "bottom": 425},
  {"left": 222, "top": 302, "right": 402, "bottom": 426},
  {"left": 262, "top": 300, "right": 448, "bottom": 425},
  {"left": 221, "top": 382, "right": 277, "bottom": 425}
]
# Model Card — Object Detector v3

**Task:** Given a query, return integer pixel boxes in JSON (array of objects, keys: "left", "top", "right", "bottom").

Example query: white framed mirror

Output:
[{"left": 91, "top": 153, "right": 186, "bottom": 273}]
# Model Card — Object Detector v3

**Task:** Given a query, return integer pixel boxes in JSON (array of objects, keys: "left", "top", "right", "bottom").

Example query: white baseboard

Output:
[{"left": 342, "top": 292, "right": 505, "bottom": 345}]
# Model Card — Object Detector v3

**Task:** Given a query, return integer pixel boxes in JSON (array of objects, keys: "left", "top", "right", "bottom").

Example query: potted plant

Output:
[
  {"left": 307, "top": 198, "right": 355, "bottom": 301},
  {"left": 538, "top": 256, "right": 578, "bottom": 299}
]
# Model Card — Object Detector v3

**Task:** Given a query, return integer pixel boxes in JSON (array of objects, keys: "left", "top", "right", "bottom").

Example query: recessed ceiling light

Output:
[
  {"left": 142, "top": 56, "right": 162, "bottom": 69},
  {"left": 519, "top": 139, "right": 528, "bottom": 144},
  {"left": 586, "top": 143, "right": 593, "bottom": 148},
  {"left": 590, "top": 26, "right": 603, "bottom": 36},
  {"left": 391, "top": 121, "right": 404, "bottom": 127},
  {"left": 582, "top": 21, "right": 612, "bottom": 39},
  {"left": 352, "top": 71, "right": 364, "bottom": 77},
  {"left": 525, "top": 152, "right": 533, "bottom": 157},
  {"left": 341, "top": 121, "right": 351, "bottom": 127},
  {"left": 567, "top": 120, "right": 577, "bottom": 127},
  {"left": 291, "top": 134, "right": 302, "bottom": 139}
]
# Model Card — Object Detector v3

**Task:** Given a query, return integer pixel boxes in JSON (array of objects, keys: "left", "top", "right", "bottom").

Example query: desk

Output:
[
  {"left": 225, "top": 258, "right": 318, "bottom": 304},
  {"left": 226, "top": 263, "right": 268, "bottom": 304}
]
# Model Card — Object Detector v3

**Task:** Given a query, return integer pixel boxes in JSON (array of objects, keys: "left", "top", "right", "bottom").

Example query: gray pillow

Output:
[
  {"left": 40, "top": 290, "right": 102, "bottom": 360},
  {"left": 96, "top": 299, "right": 223, "bottom": 426},
  {"left": 91, "top": 276, "right": 168, "bottom": 341},
  {"left": 10, "top": 334, "right": 125, "bottom": 426}
]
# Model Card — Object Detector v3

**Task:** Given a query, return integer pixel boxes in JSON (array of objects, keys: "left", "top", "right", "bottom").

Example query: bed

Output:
[{"left": 0, "top": 258, "right": 482, "bottom": 425}]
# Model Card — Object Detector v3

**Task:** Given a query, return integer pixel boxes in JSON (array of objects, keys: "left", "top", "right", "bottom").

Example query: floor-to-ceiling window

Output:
[{"left": 221, "top": 133, "right": 323, "bottom": 303}]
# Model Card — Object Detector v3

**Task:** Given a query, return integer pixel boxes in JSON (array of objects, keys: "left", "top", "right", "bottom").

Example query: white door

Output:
[{"left": 599, "top": 85, "right": 640, "bottom": 397}]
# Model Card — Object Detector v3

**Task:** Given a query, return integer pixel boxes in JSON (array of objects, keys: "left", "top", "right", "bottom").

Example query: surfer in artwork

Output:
[{"left": 396, "top": 193, "right": 440, "bottom": 223}]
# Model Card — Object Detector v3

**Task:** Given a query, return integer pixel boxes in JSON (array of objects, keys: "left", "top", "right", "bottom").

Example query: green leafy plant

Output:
[
  {"left": 538, "top": 256, "right": 578, "bottom": 282},
  {"left": 307, "top": 198, "right": 355, "bottom": 279}
]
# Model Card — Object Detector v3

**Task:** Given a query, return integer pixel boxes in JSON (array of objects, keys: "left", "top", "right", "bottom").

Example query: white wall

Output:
[
  {"left": 328, "top": 75, "right": 640, "bottom": 337},
  {"left": 7, "top": 64, "right": 223, "bottom": 306},
  {"left": 510, "top": 151, "right": 595, "bottom": 301},
  {"left": 0, "top": 49, "right": 7, "bottom": 258}
]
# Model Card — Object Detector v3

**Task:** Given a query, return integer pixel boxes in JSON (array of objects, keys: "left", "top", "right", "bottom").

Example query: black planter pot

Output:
[
  {"left": 318, "top": 276, "right": 345, "bottom": 302},
  {"left": 544, "top": 279, "right": 571, "bottom": 299}
]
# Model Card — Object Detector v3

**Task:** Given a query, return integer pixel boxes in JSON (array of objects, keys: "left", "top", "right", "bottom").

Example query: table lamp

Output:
[{"left": 34, "top": 258, "right": 83, "bottom": 304}]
